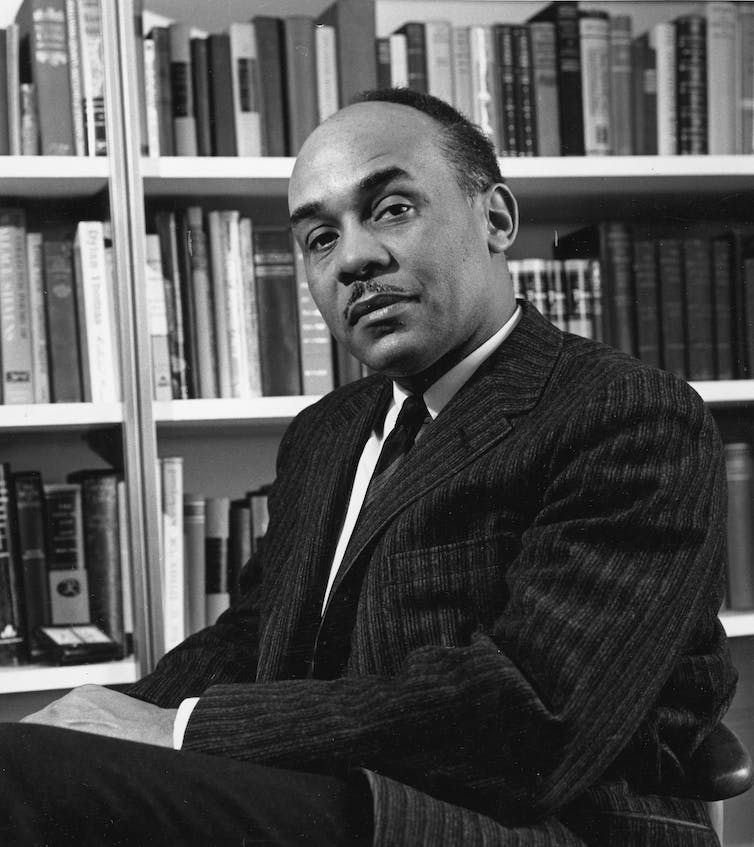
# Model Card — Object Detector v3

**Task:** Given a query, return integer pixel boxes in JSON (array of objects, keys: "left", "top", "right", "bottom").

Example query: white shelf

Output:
[
  {"left": 0, "top": 156, "right": 110, "bottom": 197},
  {"left": 0, "top": 403, "right": 123, "bottom": 431},
  {"left": 690, "top": 381, "right": 754, "bottom": 405},
  {"left": 0, "top": 657, "right": 138, "bottom": 695},
  {"left": 141, "top": 156, "right": 293, "bottom": 196},
  {"left": 721, "top": 612, "right": 754, "bottom": 639},
  {"left": 153, "top": 396, "right": 319, "bottom": 427}
]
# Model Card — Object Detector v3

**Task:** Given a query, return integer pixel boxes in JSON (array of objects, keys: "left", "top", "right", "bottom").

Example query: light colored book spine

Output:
[
  {"left": 315, "top": 24, "right": 338, "bottom": 123},
  {"left": 425, "top": 20, "right": 454, "bottom": 104},
  {"left": 389, "top": 33, "right": 408, "bottom": 88},
  {"left": 469, "top": 25, "right": 498, "bottom": 148},
  {"left": 579, "top": 13, "right": 611, "bottom": 155},
  {"left": 183, "top": 492, "right": 206, "bottom": 636},
  {"left": 6, "top": 24, "right": 21, "bottom": 155},
  {"left": 143, "top": 35, "right": 160, "bottom": 156},
  {"left": 739, "top": 3, "right": 754, "bottom": 154},
  {"left": 207, "top": 210, "right": 232, "bottom": 398},
  {"left": 117, "top": 477, "right": 133, "bottom": 649},
  {"left": 706, "top": 0, "right": 738, "bottom": 154},
  {"left": 294, "top": 241, "right": 333, "bottom": 396},
  {"left": 25, "top": 232, "right": 50, "bottom": 403},
  {"left": 76, "top": 0, "right": 106, "bottom": 156},
  {"left": 228, "top": 22, "right": 262, "bottom": 157},
  {"left": 563, "top": 258, "right": 595, "bottom": 340},
  {"left": 0, "top": 209, "right": 34, "bottom": 404},
  {"left": 186, "top": 206, "right": 216, "bottom": 398},
  {"left": 529, "top": 21, "right": 560, "bottom": 157},
  {"left": 65, "top": 0, "right": 86, "bottom": 155},
  {"left": 144, "top": 233, "right": 172, "bottom": 401},
  {"left": 43, "top": 482, "right": 89, "bottom": 624},
  {"left": 451, "top": 26, "right": 472, "bottom": 119},
  {"left": 651, "top": 22, "right": 677, "bottom": 156},
  {"left": 20, "top": 83, "right": 39, "bottom": 155},
  {"left": 216, "top": 210, "right": 250, "bottom": 399},
  {"left": 102, "top": 221, "right": 121, "bottom": 400},
  {"left": 73, "top": 220, "right": 118, "bottom": 403},
  {"left": 168, "top": 22, "right": 197, "bottom": 156},
  {"left": 160, "top": 455, "right": 184, "bottom": 654},
  {"left": 239, "top": 216, "right": 262, "bottom": 397},
  {"left": 608, "top": 15, "right": 633, "bottom": 156}
]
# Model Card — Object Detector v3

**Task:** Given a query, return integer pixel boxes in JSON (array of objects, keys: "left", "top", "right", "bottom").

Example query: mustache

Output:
[{"left": 344, "top": 280, "right": 404, "bottom": 319}]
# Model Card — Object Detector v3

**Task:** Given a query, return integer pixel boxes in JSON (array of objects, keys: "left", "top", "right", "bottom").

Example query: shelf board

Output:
[
  {"left": 689, "top": 381, "right": 754, "bottom": 405},
  {"left": 0, "top": 656, "right": 138, "bottom": 695},
  {"left": 0, "top": 156, "right": 110, "bottom": 196},
  {"left": 0, "top": 403, "right": 123, "bottom": 431},
  {"left": 721, "top": 611, "right": 754, "bottom": 639},
  {"left": 142, "top": 156, "right": 293, "bottom": 196},
  {"left": 153, "top": 396, "right": 318, "bottom": 427}
]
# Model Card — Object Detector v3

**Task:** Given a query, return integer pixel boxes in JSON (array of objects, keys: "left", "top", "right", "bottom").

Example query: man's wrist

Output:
[{"left": 173, "top": 697, "right": 200, "bottom": 749}]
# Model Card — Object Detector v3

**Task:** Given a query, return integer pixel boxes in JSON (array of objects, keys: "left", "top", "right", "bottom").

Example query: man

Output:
[{"left": 3, "top": 89, "right": 736, "bottom": 846}]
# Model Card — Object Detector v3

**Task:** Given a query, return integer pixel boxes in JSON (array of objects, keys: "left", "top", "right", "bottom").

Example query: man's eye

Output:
[
  {"left": 376, "top": 202, "right": 411, "bottom": 220},
  {"left": 308, "top": 230, "right": 337, "bottom": 252}
]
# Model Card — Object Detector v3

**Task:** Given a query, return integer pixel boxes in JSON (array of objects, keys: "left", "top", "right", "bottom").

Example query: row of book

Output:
[
  {"left": 0, "top": 209, "right": 120, "bottom": 405},
  {"left": 379, "top": 1, "right": 753, "bottom": 158},
  {"left": 157, "top": 456, "right": 269, "bottom": 653},
  {"left": 0, "top": 463, "right": 132, "bottom": 666},
  {"left": 146, "top": 206, "right": 363, "bottom": 402},
  {"left": 551, "top": 221, "right": 754, "bottom": 383}
]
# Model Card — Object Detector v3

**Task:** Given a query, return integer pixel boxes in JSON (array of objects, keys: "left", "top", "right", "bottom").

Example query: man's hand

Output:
[{"left": 20, "top": 684, "right": 178, "bottom": 748}]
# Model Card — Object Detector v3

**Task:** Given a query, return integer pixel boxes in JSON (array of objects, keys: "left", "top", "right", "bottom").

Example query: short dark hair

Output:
[{"left": 353, "top": 87, "right": 504, "bottom": 198}]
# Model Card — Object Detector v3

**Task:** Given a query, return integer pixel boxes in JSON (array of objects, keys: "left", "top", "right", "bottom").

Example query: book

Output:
[
  {"left": 11, "top": 470, "right": 50, "bottom": 655},
  {"left": 578, "top": 10, "right": 611, "bottom": 156},
  {"left": 390, "top": 32, "right": 409, "bottom": 89},
  {"left": 528, "top": 1, "right": 584, "bottom": 156},
  {"left": 117, "top": 477, "right": 132, "bottom": 654},
  {"left": 493, "top": 24, "right": 517, "bottom": 157},
  {"left": 20, "top": 81, "right": 39, "bottom": 155},
  {"left": 168, "top": 22, "right": 197, "bottom": 157},
  {"left": 725, "top": 443, "right": 754, "bottom": 610},
  {"left": 711, "top": 232, "right": 735, "bottom": 379},
  {"left": 511, "top": 24, "right": 536, "bottom": 157},
  {"left": 425, "top": 20, "right": 453, "bottom": 104},
  {"left": 0, "top": 208, "right": 34, "bottom": 404},
  {"left": 451, "top": 26, "right": 472, "bottom": 120},
  {"left": 608, "top": 15, "right": 633, "bottom": 156},
  {"left": 42, "top": 233, "right": 83, "bottom": 403},
  {"left": 16, "top": 0, "right": 75, "bottom": 156},
  {"left": 183, "top": 206, "right": 217, "bottom": 399},
  {"left": 682, "top": 237, "right": 715, "bottom": 381},
  {"left": 631, "top": 235, "right": 662, "bottom": 369},
  {"left": 317, "top": 0, "right": 376, "bottom": 108},
  {"left": 656, "top": 237, "right": 687, "bottom": 379},
  {"left": 76, "top": 0, "right": 106, "bottom": 156},
  {"left": 676, "top": 14, "right": 708, "bottom": 155},
  {"left": 190, "top": 36, "right": 212, "bottom": 156},
  {"left": 144, "top": 233, "right": 172, "bottom": 401},
  {"left": 175, "top": 208, "right": 202, "bottom": 399},
  {"left": 0, "top": 463, "right": 25, "bottom": 665},
  {"left": 469, "top": 25, "right": 498, "bottom": 148},
  {"left": 43, "top": 482, "right": 89, "bottom": 624},
  {"left": 73, "top": 220, "right": 119, "bottom": 404},
  {"left": 705, "top": 1, "right": 738, "bottom": 155},
  {"left": 148, "top": 26, "right": 173, "bottom": 156},
  {"left": 739, "top": 2, "right": 754, "bottom": 155},
  {"left": 395, "top": 22, "right": 428, "bottom": 94},
  {"left": 315, "top": 23, "right": 339, "bottom": 124},
  {"left": 293, "top": 241, "right": 334, "bottom": 396},
  {"left": 25, "top": 231, "right": 50, "bottom": 404},
  {"left": 238, "top": 216, "right": 262, "bottom": 397},
  {"left": 630, "top": 32, "right": 657, "bottom": 157},
  {"left": 206, "top": 209, "right": 233, "bottom": 399},
  {"left": 650, "top": 22, "right": 677, "bottom": 156},
  {"left": 67, "top": 468, "right": 124, "bottom": 655},
  {"left": 528, "top": 21, "right": 559, "bottom": 158},
  {"left": 376, "top": 36, "right": 390, "bottom": 89},
  {"left": 228, "top": 497, "right": 251, "bottom": 606},
  {"left": 183, "top": 492, "right": 206, "bottom": 636},
  {"left": 253, "top": 225, "right": 302, "bottom": 397},
  {"left": 248, "top": 485, "right": 270, "bottom": 555},
  {"left": 205, "top": 495, "right": 229, "bottom": 623},
  {"left": 142, "top": 30, "right": 160, "bottom": 156},
  {"left": 0, "top": 29, "right": 11, "bottom": 155},
  {"left": 5, "top": 24, "right": 21, "bottom": 155},
  {"left": 160, "top": 455, "right": 184, "bottom": 653},
  {"left": 206, "top": 32, "right": 236, "bottom": 157},
  {"left": 228, "top": 21, "right": 262, "bottom": 157},
  {"left": 283, "top": 17, "right": 318, "bottom": 155},
  {"left": 253, "top": 16, "right": 287, "bottom": 156}
]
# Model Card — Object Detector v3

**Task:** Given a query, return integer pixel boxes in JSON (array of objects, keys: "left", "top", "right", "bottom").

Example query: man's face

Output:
[{"left": 289, "top": 102, "right": 515, "bottom": 387}]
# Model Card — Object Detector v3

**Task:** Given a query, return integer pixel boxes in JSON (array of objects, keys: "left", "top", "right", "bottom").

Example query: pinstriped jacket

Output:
[{"left": 128, "top": 302, "right": 737, "bottom": 846}]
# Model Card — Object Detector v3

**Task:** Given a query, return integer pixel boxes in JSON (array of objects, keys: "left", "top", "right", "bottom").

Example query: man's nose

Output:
[{"left": 336, "top": 223, "right": 391, "bottom": 284}]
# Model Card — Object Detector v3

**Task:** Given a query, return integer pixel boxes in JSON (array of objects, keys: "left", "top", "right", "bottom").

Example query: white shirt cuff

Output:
[{"left": 173, "top": 697, "right": 200, "bottom": 749}]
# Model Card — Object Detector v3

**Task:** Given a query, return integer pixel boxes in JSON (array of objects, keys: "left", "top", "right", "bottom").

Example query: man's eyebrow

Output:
[{"left": 289, "top": 166, "right": 412, "bottom": 228}]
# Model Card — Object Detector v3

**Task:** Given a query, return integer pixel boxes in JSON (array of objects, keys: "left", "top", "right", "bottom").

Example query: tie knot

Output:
[{"left": 395, "top": 394, "right": 429, "bottom": 435}]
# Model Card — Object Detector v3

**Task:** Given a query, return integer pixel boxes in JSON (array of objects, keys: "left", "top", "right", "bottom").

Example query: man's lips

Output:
[{"left": 347, "top": 293, "right": 413, "bottom": 326}]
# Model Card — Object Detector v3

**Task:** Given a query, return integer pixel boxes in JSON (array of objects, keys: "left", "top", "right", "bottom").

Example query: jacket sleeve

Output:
[{"left": 175, "top": 368, "right": 737, "bottom": 821}]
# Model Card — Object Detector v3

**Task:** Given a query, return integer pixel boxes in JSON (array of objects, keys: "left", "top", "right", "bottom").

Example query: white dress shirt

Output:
[{"left": 173, "top": 305, "right": 522, "bottom": 749}]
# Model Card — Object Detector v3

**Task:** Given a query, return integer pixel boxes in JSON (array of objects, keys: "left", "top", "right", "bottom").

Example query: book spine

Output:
[
  {"left": 602, "top": 222, "right": 636, "bottom": 356},
  {"left": 65, "top": 0, "right": 86, "bottom": 155},
  {"left": 682, "top": 237, "right": 715, "bottom": 381},
  {"left": 608, "top": 15, "right": 633, "bottom": 156},
  {"left": 656, "top": 237, "right": 688, "bottom": 378},
  {"left": 563, "top": 258, "right": 595, "bottom": 338},
  {"left": 711, "top": 234, "right": 735, "bottom": 379},
  {"left": 168, "top": 22, "right": 197, "bottom": 157},
  {"left": 294, "top": 241, "right": 334, "bottom": 396},
  {"left": 319, "top": 0, "right": 376, "bottom": 108},
  {"left": 150, "top": 27, "right": 173, "bottom": 156},
  {"left": 207, "top": 210, "right": 232, "bottom": 399},
  {"left": 186, "top": 205, "right": 217, "bottom": 398},
  {"left": 26, "top": 232, "right": 50, "bottom": 403},
  {"left": 229, "top": 21, "right": 262, "bottom": 157},
  {"left": 725, "top": 443, "right": 754, "bottom": 610},
  {"left": 400, "top": 22, "right": 428, "bottom": 94},
  {"left": 44, "top": 482, "right": 90, "bottom": 624},
  {"left": 283, "top": 17, "right": 318, "bottom": 156},
  {"left": 631, "top": 237, "right": 662, "bottom": 369},
  {"left": 651, "top": 22, "right": 678, "bottom": 156},
  {"left": 143, "top": 34, "right": 160, "bottom": 156},
  {"left": 630, "top": 34, "right": 654, "bottom": 156},
  {"left": 248, "top": 486, "right": 269, "bottom": 554},
  {"left": 206, "top": 32, "right": 236, "bottom": 156},
  {"left": 494, "top": 24, "right": 518, "bottom": 157},
  {"left": 117, "top": 478, "right": 133, "bottom": 654},
  {"left": 376, "top": 36, "right": 391, "bottom": 89},
  {"left": 252, "top": 17, "right": 287, "bottom": 156},
  {"left": 42, "top": 235, "right": 83, "bottom": 402},
  {"left": 315, "top": 24, "right": 339, "bottom": 123},
  {"left": 676, "top": 15, "right": 708, "bottom": 155},
  {"left": 0, "top": 209, "right": 34, "bottom": 404},
  {"left": 73, "top": 220, "right": 118, "bottom": 403},
  {"left": 219, "top": 210, "right": 251, "bottom": 399},
  {"left": 578, "top": 12, "right": 611, "bottom": 156},
  {"left": 20, "top": 82, "right": 39, "bottom": 155},
  {"left": 451, "top": 26, "right": 473, "bottom": 120},
  {"left": 160, "top": 455, "right": 184, "bottom": 653},
  {"left": 0, "top": 463, "right": 25, "bottom": 664},
  {"left": 528, "top": 22, "right": 560, "bottom": 157},
  {"left": 204, "top": 495, "right": 229, "bottom": 623},
  {"left": 705, "top": 1, "right": 738, "bottom": 155},
  {"left": 519, "top": 257, "right": 549, "bottom": 319},
  {"left": 228, "top": 497, "right": 251, "bottom": 607},
  {"left": 76, "top": 0, "right": 106, "bottom": 156},
  {"left": 6, "top": 24, "right": 22, "bottom": 155},
  {"left": 190, "top": 36, "right": 211, "bottom": 156},
  {"left": 425, "top": 20, "right": 453, "bottom": 104},
  {"left": 469, "top": 26, "right": 498, "bottom": 148},
  {"left": 144, "top": 233, "right": 172, "bottom": 401},
  {"left": 154, "top": 211, "right": 188, "bottom": 399},
  {"left": 0, "top": 31, "right": 11, "bottom": 155},
  {"left": 175, "top": 210, "right": 199, "bottom": 399},
  {"left": 239, "top": 216, "right": 262, "bottom": 397},
  {"left": 183, "top": 492, "right": 206, "bottom": 636},
  {"left": 739, "top": 3, "right": 754, "bottom": 154},
  {"left": 511, "top": 24, "right": 537, "bottom": 157},
  {"left": 389, "top": 33, "right": 408, "bottom": 88},
  {"left": 544, "top": 260, "right": 567, "bottom": 331}
]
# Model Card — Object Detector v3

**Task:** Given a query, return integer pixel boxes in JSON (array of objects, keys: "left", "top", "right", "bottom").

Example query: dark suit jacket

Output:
[{"left": 128, "top": 303, "right": 737, "bottom": 846}]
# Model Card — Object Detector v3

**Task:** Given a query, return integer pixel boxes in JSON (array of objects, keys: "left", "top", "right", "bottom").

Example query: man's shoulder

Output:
[{"left": 288, "top": 373, "right": 388, "bottom": 431}]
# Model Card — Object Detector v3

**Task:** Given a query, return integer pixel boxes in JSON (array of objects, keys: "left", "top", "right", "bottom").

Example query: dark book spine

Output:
[
  {"left": 183, "top": 493, "right": 206, "bottom": 636},
  {"left": 67, "top": 470, "right": 124, "bottom": 655},
  {"left": 511, "top": 24, "right": 537, "bottom": 156},
  {"left": 675, "top": 15, "right": 707, "bottom": 155},
  {"left": 205, "top": 496, "right": 229, "bottom": 623},
  {"left": 154, "top": 211, "right": 189, "bottom": 399},
  {"left": 376, "top": 37, "right": 391, "bottom": 88},
  {"left": 253, "top": 17, "right": 288, "bottom": 157},
  {"left": 168, "top": 22, "right": 196, "bottom": 156},
  {"left": 318, "top": 0, "right": 376, "bottom": 108},
  {"left": 228, "top": 497, "right": 251, "bottom": 606},
  {"left": 725, "top": 443, "right": 754, "bottom": 610},
  {"left": 632, "top": 33, "right": 657, "bottom": 156},
  {"left": 44, "top": 482, "right": 90, "bottom": 625},
  {"left": 190, "top": 37, "right": 212, "bottom": 156},
  {"left": 656, "top": 238, "right": 687, "bottom": 379},
  {"left": 283, "top": 17, "right": 318, "bottom": 155},
  {"left": 601, "top": 222, "right": 635, "bottom": 356},
  {"left": 682, "top": 237, "right": 715, "bottom": 381},
  {"left": 207, "top": 32, "right": 237, "bottom": 156},
  {"left": 398, "top": 22, "right": 427, "bottom": 94},
  {"left": 42, "top": 236, "right": 84, "bottom": 402},
  {"left": 0, "top": 30, "right": 10, "bottom": 155},
  {"left": 176, "top": 209, "right": 200, "bottom": 399},
  {"left": 493, "top": 24, "right": 518, "bottom": 157},
  {"left": 253, "top": 226, "right": 302, "bottom": 396},
  {"left": 528, "top": 21, "right": 560, "bottom": 157},
  {"left": 150, "top": 27, "right": 174, "bottom": 157},
  {"left": 0, "top": 463, "right": 25, "bottom": 664},
  {"left": 711, "top": 234, "right": 735, "bottom": 380},
  {"left": 631, "top": 237, "right": 662, "bottom": 369}
]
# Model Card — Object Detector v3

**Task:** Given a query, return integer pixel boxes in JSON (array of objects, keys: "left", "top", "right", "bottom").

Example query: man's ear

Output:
[{"left": 484, "top": 183, "right": 518, "bottom": 253}]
